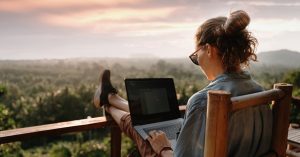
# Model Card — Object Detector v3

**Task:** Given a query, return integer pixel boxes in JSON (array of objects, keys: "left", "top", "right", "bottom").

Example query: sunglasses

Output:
[{"left": 189, "top": 45, "right": 205, "bottom": 65}]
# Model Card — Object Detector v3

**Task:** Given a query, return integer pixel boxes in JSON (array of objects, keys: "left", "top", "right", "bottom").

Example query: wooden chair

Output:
[{"left": 204, "top": 83, "right": 293, "bottom": 157}]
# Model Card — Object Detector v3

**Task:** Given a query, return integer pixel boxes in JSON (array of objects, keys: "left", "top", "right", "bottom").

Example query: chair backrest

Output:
[{"left": 204, "top": 83, "right": 293, "bottom": 157}]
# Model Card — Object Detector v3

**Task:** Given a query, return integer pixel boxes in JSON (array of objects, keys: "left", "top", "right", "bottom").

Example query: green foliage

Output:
[
  {"left": 49, "top": 145, "right": 71, "bottom": 157},
  {"left": 0, "top": 142, "right": 23, "bottom": 157},
  {"left": 75, "top": 140, "right": 107, "bottom": 157},
  {"left": 121, "top": 134, "right": 138, "bottom": 157},
  {"left": 290, "top": 103, "right": 300, "bottom": 124},
  {"left": 0, "top": 109, "right": 21, "bottom": 156},
  {"left": 0, "top": 84, "right": 22, "bottom": 157},
  {"left": 22, "top": 140, "right": 109, "bottom": 157},
  {"left": 0, "top": 84, "right": 7, "bottom": 97},
  {"left": 284, "top": 71, "right": 300, "bottom": 89},
  {"left": 283, "top": 71, "right": 300, "bottom": 123},
  {"left": 0, "top": 103, "right": 16, "bottom": 130},
  {"left": 294, "top": 90, "right": 300, "bottom": 97}
]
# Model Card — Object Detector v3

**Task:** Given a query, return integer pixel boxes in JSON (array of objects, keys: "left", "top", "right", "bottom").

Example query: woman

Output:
[{"left": 94, "top": 10, "right": 272, "bottom": 157}]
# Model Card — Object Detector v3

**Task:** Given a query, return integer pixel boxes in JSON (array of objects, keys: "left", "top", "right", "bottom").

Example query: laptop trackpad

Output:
[{"left": 134, "top": 119, "right": 182, "bottom": 150}]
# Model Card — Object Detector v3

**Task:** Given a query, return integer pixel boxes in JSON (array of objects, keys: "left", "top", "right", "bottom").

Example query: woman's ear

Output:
[
  {"left": 206, "top": 43, "right": 213, "bottom": 58},
  {"left": 207, "top": 44, "right": 219, "bottom": 58}
]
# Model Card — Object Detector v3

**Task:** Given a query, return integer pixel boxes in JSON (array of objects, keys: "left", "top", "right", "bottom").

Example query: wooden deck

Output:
[
  {"left": 289, "top": 97, "right": 300, "bottom": 148},
  {"left": 287, "top": 97, "right": 300, "bottom": 157},
  {"left": 287, "top": 127, "right": 300, "bottom": 157},
  {"left": 288, "top": 127, "right": 300, "bottom": 148}
]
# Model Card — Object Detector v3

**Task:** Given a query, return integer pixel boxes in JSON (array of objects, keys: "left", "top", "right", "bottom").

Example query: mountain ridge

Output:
[
  {"left": 256, "top": 49, "right": 300, "bottom": 68},
  {"left": 0, "top": 49, "right": 300, "bottom": 68}
]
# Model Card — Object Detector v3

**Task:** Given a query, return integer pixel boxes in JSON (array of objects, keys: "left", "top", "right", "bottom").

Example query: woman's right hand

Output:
[{"left": 147, "top": 130, "right": 173, "bottom": 157}]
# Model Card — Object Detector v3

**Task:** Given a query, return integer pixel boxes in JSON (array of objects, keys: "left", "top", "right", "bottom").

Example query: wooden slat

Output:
[
  {"left": 111, "top": 126, "right": 121, "bottom": 157},
  {"left": 271, "top": 83, "right": 293, "bottom": 157},
  {"left": 286, "top": 149, "right": 300, "bottom": 157},
  {"left": 0, "top": 105, "right": 187, "bottom": 145},
  {"left": 288, "top": 128, "right": 300, "bottom": 148},
  {"left": 204, "top": 90, "right": 231, "bottom": 157},
  {"left": 0, "top": 117, "right": 110, "bottom": 144},
  {"left": 231, "top": 88, "right": 285, "bottom": 112}
]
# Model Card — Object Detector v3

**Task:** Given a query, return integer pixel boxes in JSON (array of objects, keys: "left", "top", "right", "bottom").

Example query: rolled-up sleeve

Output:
[{"left": 174, "top": 92, "right": 207, "bottom": 157}]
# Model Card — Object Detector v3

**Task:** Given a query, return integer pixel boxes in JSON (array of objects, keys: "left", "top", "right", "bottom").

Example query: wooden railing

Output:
[
  {"left": 0, "top": 116, "right": 122, "bottom": 157},
  {"left": 0, "top": 98, "right": 300, "bottom": 157},
  {"left": 0, "top": 105, "right": 186, "bottom": 157}
]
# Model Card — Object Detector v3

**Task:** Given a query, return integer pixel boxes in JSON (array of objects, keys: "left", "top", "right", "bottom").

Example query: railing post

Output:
[
  {"left": 272, "top": 83, "right": 293, "bottom": 157},
  {"left": 111, "top": 125, "right": 121, "bottom": 157},
  {"left": 204, "top": 90, "right": 231, "bottom": 157}
]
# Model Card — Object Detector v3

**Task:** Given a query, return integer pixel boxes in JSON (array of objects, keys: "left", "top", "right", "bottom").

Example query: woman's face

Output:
[
  {"left": 196, "top": 45, "right": 210, "bottom": 78},
  {"left": 189, "top": 44, "right": 211, "bottom": 79},
  {"left": 189, "top": 45, "right": 206, "bottom": 65},
  {"left": 191, "top": 44, "right": 224, "bottom": 80},
  {"left": 196, "top": 45, "right": 207, "bottom": 66}
]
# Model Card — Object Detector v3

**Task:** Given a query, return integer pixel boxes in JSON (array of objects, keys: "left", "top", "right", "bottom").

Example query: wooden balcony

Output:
[
  {"left": 1, "top": 98, "right": 300, "bottom": 157},
  {"left": 0, "top": 106, "right": 186, "bottom": 157}
]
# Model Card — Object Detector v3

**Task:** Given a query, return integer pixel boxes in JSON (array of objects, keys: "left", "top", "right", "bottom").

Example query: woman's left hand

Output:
[{"left": 147, "top": 130, "right": 172, "bottom": 154}]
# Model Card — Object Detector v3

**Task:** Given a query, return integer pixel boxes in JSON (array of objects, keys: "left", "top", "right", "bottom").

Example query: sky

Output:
[{"left": 0, "top": 0, "right": 300, "bottom": 59}]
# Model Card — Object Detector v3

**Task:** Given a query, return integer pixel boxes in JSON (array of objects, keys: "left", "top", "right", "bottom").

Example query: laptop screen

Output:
[
  {"left": 125, "top": 78, "right": 180, "bottom": 125},
  {"left": 139, "top": 88, "right": 170, "bottom": 115}
]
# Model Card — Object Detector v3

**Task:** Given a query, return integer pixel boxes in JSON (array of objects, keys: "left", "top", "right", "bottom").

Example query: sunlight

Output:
[
  {"left": 39, "top": 6, "right": 199, "bottom": 36},
  {"left": 41, "top": 7, "right": 179, "bottom": 27},
  {"left": 0, "top": 0, "right": 140, "bottom": 12}
]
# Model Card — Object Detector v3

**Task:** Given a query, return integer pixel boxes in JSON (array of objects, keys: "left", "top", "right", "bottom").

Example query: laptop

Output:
[{"left": 125, "top": 78, "right": 183, "bottom": 149}]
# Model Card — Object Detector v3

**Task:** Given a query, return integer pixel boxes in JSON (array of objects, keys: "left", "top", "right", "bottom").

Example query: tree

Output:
[
  {"left": 0, "top": 84, "right": 7, "bottom": 97},
  {"left": 0, "top": 85, "right": 22, "bottom": 157},
  {"left": 49, "top": 145, "right": 71, "bottom": 157},
  {"left": 283, "top": 71, "right": 300, "bottom": 123},
  {"left": 284, "top": 71, "right": 300, "bottom": 89}
]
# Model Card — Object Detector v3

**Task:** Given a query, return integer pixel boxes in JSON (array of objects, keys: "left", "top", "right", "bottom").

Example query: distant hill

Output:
[{"left": 256, "top": 49, "right": 300, "bottom": 68}]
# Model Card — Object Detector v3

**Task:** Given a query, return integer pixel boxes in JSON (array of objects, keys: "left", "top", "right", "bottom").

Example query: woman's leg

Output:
[
  {"left": 105, "top": 104, "right": 157, "bottom": 157},
  {"left": 94, "top": 69, "right": 129, "bottom": 112},
  {"left": 108, "top": 94, "right": 130, "bottom": 113},
  {"left": 94, "top": 69, "right": 156, "bottom": 156},
  {"left": 106, "top": 103, "right": 127, "bottom": 125}
]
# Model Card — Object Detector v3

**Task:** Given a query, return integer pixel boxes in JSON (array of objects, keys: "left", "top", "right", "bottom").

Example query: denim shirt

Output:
[{"left": 174, "top": 71, "right": 272, "bottom": 157}]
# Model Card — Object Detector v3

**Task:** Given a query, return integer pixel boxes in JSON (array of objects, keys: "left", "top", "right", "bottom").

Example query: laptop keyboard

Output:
[{"left": 144, "top": 123, "right": 181, "bottom": 140}]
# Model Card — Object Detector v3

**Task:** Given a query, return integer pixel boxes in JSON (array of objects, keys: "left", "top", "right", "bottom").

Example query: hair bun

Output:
[{"left": 224, "top": 10, "right": 250, "bottom": 35}]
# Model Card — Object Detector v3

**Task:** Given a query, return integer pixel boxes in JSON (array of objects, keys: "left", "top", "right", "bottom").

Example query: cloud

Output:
[
  {"left": 0, "top": 0, "right": 205, "bottom": 37},
  {"left": 39, "top": 6, "right": 203, "bottom": 37},
  {"left": 41, "top": 7, "right": 179, "bottom": 27},
  {"left": 227, "top": 1, "right": 300, "bottom": 7},
  {"left": 0, "top": 0, "right": 231, "bottom": 35},
  {"left": 251, "top": 18, "right": 300, "bottom": 32},
  {"left": 226, "top": 0, "right": 300, "bottom": 19},
  {"left": 0, "top": 0, "right": 139, "bottom": 12}
]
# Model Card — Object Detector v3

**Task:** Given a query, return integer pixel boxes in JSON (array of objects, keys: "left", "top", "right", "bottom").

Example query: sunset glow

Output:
[
  {"left": 0, "top": 0, "right": 139, "bottom": 12},
  {"left": 41, "top": 7, "right": 180, "bottom": 28},
  {"left": 0, "top": 0, "right": 300, "bottom": 59}
]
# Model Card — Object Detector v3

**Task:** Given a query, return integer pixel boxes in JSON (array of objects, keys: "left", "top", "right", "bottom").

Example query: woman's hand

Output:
[{"left": 147, "top": 130, "right": 173, "bottom": 157}]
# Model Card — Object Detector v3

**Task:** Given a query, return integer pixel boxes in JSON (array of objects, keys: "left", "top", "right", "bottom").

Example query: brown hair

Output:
[{"left": 195, "top": 10, "right": 258, "bottom": 72}]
